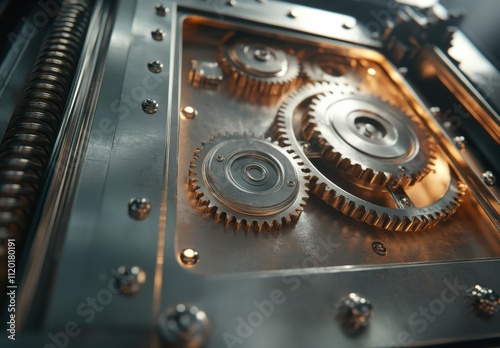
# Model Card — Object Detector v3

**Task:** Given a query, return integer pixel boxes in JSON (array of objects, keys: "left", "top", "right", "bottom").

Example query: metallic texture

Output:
[
  {"left": 181, "top": 106, "right": 198, "bottom": 119},
  {"left": 219, "top": 34, "right": 300, "bottom": 98},
  {"left": 158, "top": 304, "right": 210, "bottom": 348},
  {"left": 188, "top": 134, "right": 309, "bottom": 232},
  {"left": 0, "top": 0, "right": 93, "bottom": 243},
  {"left": 151, "top": 28, "right": 165, "bottom": 41},
  {"left": 155, "top": 3, "right": 168, "bottom": 16},
  {"left": 303, "top": 90, "right": 436, "bottom": 188},
  {"left": 274, "top": 82, "right": 466, "bottom": 231},
  {"left": 453, "top": 135, "right": 466, "bottom": 149},
  {"left": 180, "top": 248, "right": 199, "bottom": 266},
  {"left": 189, "top": 60, "right": 223, "bottom": 89},
  {"left": 372, "top": 242, "right": 387, "bottom": 256},
  {"left": 301, "top": 51, "right": 360, "bottom": 86},
  {"left": 142, "top": 98, "right": 159, "bottom": 114},
  {"left": 337, "top": 293, "right": 373, "bottom": 331},
  {"left": 468, "top": 285, "right": 500, "bottom": 316},
  {"left": 113, "top": 265, "right": 147, "bottom": 295},
  {"left": 482, "top": 171, "right": 496, "bottom": 187},
  {"left": 128, "top": 198, "right": 152, "bottom": 220},
  {"left": 147, "top": 60, "right": 164, "bottom": 73}
]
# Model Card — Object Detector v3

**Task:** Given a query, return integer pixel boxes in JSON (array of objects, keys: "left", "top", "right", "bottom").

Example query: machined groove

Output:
[{"left": 0, "top": 0, "right": 94, "bottom": 245}]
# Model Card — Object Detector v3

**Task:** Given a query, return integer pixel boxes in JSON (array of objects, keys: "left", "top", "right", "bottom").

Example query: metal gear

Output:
[
  {"left": 219, "top": 34, "right": 300, "bottom": 98},
  {"left": 188, "top": 134, "right": 309, "bottom": 232},
  {"left": 303, "top": 91, "right": 437, "bottom": 187},
  {"left": 273, "top": 82, "right": 467, "bottom": 232}
]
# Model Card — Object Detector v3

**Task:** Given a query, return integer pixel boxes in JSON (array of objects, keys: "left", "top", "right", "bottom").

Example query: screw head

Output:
[
  {"left": 151, "top": 28, "right": 165, "bottom": 41},
  {"left": 399, "top": 197, "right": 411, "bottom": 207},
  {"left": 453, "top": 135, "right": 466, "bottom": 149},
  {"left": 482, "top": 171, "right": 496, "bottom": 186},
  {"left": 128, "top": 197, "right": 151, "bottom": 220},
  {"left": 142, "top": 99, "right": 159, "bottom": 114},
  {"left": 158, "top": 304, "right": 210, "bottom": 347},
  {"left": 180, "top": 248, "right": 200, "bottom": 266},
  {"left": 372, "top": 242, "right": 387, "bottom": 256},
  {"left": 181, "top": 106, "right": 198, "bottom": 119},
  {"left": 148, "top": 60, "right": 163, "bottom": 73},
  {"left": 226, "top": 0, "right": 236, "bottom": 6},
  {"left": 216, "top": 155, "right": 224, "bottom": 162},
  {"left": 155, "top": 3, "right": 169, "bottom": 16},
  {"left": 338, "top": 293, "right": 373, "bottom": 331},
  {"left": 113, "top": 266, "right": 147, "bottom": 295},
  {"left": 468, "top": 285, "right": 500, "bottom": 316}
]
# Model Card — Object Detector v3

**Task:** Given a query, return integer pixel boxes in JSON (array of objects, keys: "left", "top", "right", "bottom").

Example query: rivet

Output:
[{"left": 180, "top": 248, "right": 200, "bottom": 265}]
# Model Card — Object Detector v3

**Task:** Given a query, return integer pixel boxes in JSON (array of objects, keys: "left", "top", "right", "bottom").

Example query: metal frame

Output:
[{"left": 6, "top": 1, "right": 500, "bottom": 347}]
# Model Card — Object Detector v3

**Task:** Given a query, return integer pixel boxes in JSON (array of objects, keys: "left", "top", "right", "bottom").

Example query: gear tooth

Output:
[
  {"left": 189, "top": 134, "right": 310, "bottom": 232},
  {"left": 350, "top": 205, "right": 366, "bottom": 220}
]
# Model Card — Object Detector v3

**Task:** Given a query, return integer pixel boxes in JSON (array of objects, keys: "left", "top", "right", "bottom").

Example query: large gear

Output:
[
  {"left": 219, "top": 34, "right": 300, "bottom": 98},
  {"left": 188, "top": 134, "right": 309, "bottom": 232},
  {"left": 303, "top": 91, "right": 436, "bottom": 187},
  {"left": 273, "top": 82, "right": 467, "bottom": 232}
]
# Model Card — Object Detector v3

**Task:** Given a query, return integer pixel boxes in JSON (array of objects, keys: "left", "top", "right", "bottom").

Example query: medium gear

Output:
[
  {"left": 303, "top": 91, "right": 437, "bottom": 187},
  {"left": 188, "top": 134, "right": 309, "bottom": 232},
  {"left": 273, "top": 82, "right": 467, "bottom": 232},
  {"left": 219, "top": 34, "right": 300, "bottom": 98}
]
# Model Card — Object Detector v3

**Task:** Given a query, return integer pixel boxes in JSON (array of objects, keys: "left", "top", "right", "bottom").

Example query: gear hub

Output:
[
  {"left": 219, "top": 34, "right": 300, "bottom": 98},
  {"left": 273, "top": 82, "right": 466, "bottom": 232},
  {"left": 188, "top": 134, "right": 309, "bottom": 231},
  {"left": 303, "top": 91, "right": 436, "bottom": 187}
]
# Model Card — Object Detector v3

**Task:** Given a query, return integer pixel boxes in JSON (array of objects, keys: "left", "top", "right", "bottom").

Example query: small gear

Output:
[
  {"left": 303, "top": 91, "right": 437, "bottom": 187},
  {"left": 301, "top": 51, "right": 360, "bottom": 85},
  {"left": 219, "top": 34, "right": 300, "bottom": 98},
  {"left": 188, "top": 134, "right": 309, "bottom": 232},
  {"left": 274, "top": 82, "right": 467, "bottom": 232}
]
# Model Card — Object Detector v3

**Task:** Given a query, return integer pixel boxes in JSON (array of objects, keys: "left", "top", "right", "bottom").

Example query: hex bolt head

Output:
[
  {"left": 482, "top": 171, "right": 496, "bottom": 186},
  {"left": 372, "top": 242, "right": 387, "bottom": 256},
  {"left": 142, "top": 99, "right": 159, "bottom": 114},
  {"left": 337, "top": 293, "right": 373, "bottom": 332},
  {"left": 113, "top": 266, "right": 147, "bottom": 295},
  {"left": 180, "top": 248, "right": 200, "bottom": 266},
  {"left": 155, "top": 3, "right": 169, "bottom": 16},
  {"left": 151, "top": 29, "right": 165, "bottom": 41},
  {"left": 158, "top": 304, "right": 210, "bottom": 347},
  {"left": 148, "top": 60, "right": 163, "bottom": 73},
  {"left": 468, "top": 285, "right": 500, "bottom": 316},
  {"left": 128, "top": 197, "right": 151, "bottom": 220}
]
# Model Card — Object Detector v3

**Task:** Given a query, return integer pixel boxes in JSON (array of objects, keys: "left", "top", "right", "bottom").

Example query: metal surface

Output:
[
  {"left": 304, "top": 90, "right": 436, "bottom": 188},
  {"left": 4, "top": 1, "right": 500, "bottom": 348},
  {"left": 188, "top": 134, "right": 309, "bottom": 231}
]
